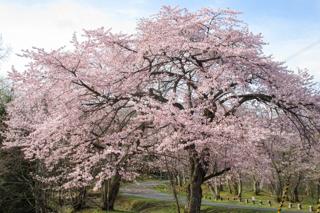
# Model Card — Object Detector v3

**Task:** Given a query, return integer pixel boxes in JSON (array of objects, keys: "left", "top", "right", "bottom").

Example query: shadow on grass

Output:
[
  {"left": 114, "top": 196, "right": 180, "bottom": 213},
  {"left": 77, "top": 208, "right": 135, "bottom": 213},
  {"left": 73, "top": 196, "right": 275, "bottom": 213},
  {"left": 201, "top": 207, "right": 274, "bottom": 213}
]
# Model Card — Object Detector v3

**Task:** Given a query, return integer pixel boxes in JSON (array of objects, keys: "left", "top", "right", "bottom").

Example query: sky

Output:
[{"left": 0, "top": 0, "right": 319, "bottom": 82}]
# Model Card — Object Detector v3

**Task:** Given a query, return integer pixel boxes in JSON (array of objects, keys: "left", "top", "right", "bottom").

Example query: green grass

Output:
[
  {"left": 201, "top": 206, "right": 275, "bottom": 213},
  {"left": 68, "top": 196, "right": 277, "bottom": 213},
  {"left": 65, "top": 196, "right": 181, "bottom": 213},
  {"left": 152, "top": 182, "right": 314, "bottom": 211},
  {"left": 62, "top": 180, "right": 309, "bottom": 212}
]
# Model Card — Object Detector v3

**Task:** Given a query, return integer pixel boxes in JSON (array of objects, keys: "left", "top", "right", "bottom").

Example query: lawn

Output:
[
  {"left": 153, "top": 182, "right": 311, "bottom": 211},
  {"left": 68, "top": 196, "right": 276, "bottom": 213}
]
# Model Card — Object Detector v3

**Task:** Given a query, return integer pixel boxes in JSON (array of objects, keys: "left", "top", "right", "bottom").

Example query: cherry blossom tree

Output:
[
  {"left": 254, "top": 118, "right": 310, "bottom": 203},
  {"left": 132, "top": 7, "right": 319, "bottom": 212},
  {"left": 4, "top": 6, "right": 320, "bottom": 213},
  {"left": 303, "top": 132, "right": 320, "bottom": 202},
  {"left": 4, "top": 44, "right": 148, "bottom": 210}
]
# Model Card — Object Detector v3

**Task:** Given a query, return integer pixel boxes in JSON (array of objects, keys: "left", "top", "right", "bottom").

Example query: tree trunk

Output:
[
  {"left": 232, "top": 180, "right": 238, "bottom": 196},
  {"left": 278, "top": 178, "right": 290, "bottom": 212},
  {"left": 165, "top": 157, "right": 181, "bottom": 213},
  {"left": 227, "top": 179, "right": 233, "bottom": 194},
  {"left": 182, "top": 172, "right": 187, "bottom": 186},
  {"left": 317, "top": 179, "right": 320, "bottom": 204},
  {"left": 208, "top": 180, "right": 221, "bottom": 200},
  {"left": 208, "top": 183, "right": 215, "bottom": 199},
  {"left": 34, "top": 186, "right": 48, "bottom": 213},
  {"left": 184, "top": 160, "right": 205, "bottom": 213},
  {"left": 218, "top": 178, "right": 224, "bottom": 192},
  {"left": 184, "top": 148, "right": 229, "bottom": 213},
  {"left": 272, "top": 178, "right": 283, "bottom": 202},
  {"left": 237, "top": 176, "right": 242, "bottom": 199},
  {"left": 33, "top": 162, "right": 49, "bottom": 213},
  {"left": 276, "top": 184, "right": 283, "bottom": 202},
  {"left": 253, "top": 179, "right": 260, "bottom": 195},
  {"left": 102, "top": 173, "right": 121, "bottom": 211},
  {"left": 177, "top": 174, "right": 183, "bottom": 187},
  {"left": 289, "top": 173, "right": 301, "bottom": 203},
  {"left": 72, "top": 187, "right": 87, "bottom": 211},
  {"left": 292, "top": 184, "right": 299, "bottom": 203},
  {"left": 170, "top": 175, "right": 181, "bottom": 213}
]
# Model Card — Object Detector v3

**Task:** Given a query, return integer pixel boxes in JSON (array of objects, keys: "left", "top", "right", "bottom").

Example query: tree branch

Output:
[{"left": 203, "top": 167, "right": 231, "bottom": 182}]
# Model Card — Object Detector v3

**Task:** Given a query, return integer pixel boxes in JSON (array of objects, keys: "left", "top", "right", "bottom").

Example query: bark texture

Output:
[{"left": 102, "top": 173, "right": 121, "bottom": 211}]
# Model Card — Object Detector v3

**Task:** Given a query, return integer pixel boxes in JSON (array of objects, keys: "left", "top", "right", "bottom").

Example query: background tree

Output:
[{"left": 0, "top": 38, "right": 36, "bottom": 213}]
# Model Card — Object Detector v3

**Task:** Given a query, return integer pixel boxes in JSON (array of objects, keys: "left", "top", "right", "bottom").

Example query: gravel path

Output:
[{"left": 120, "top": 180, "right": 308, "bottom": 213}]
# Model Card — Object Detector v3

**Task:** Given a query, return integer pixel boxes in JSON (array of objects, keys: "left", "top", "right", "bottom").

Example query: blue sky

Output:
[{"left": 0, "top": 0, "right": 319, "bottom": 81}]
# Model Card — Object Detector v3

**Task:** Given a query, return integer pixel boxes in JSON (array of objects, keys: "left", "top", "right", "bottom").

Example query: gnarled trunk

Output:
[
  {"left": 184, "top": 159, "right": 205, "bottom": 213},
  {"left": 102, "top": 173, "right": 121, "bottom": 211},
  {"left": 184, "top": 148, "right": 230, "bottom": 213}
]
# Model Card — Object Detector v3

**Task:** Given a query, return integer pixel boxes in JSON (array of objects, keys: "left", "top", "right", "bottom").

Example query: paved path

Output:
[{"left": 120, "top": 180, "right": 307, "bottom": 213}]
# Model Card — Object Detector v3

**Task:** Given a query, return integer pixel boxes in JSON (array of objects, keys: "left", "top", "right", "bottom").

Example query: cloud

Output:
[
  {"left": 0, "top": 0, "right": 146, "bottom": 76},
  {"left": 0, "top": 0, "right": 319, "bottom": 83}
]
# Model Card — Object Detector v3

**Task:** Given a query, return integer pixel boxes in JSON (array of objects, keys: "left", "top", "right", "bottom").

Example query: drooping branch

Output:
[{"left": 203, "top": 167, "right": 231, "bottom": 182}]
